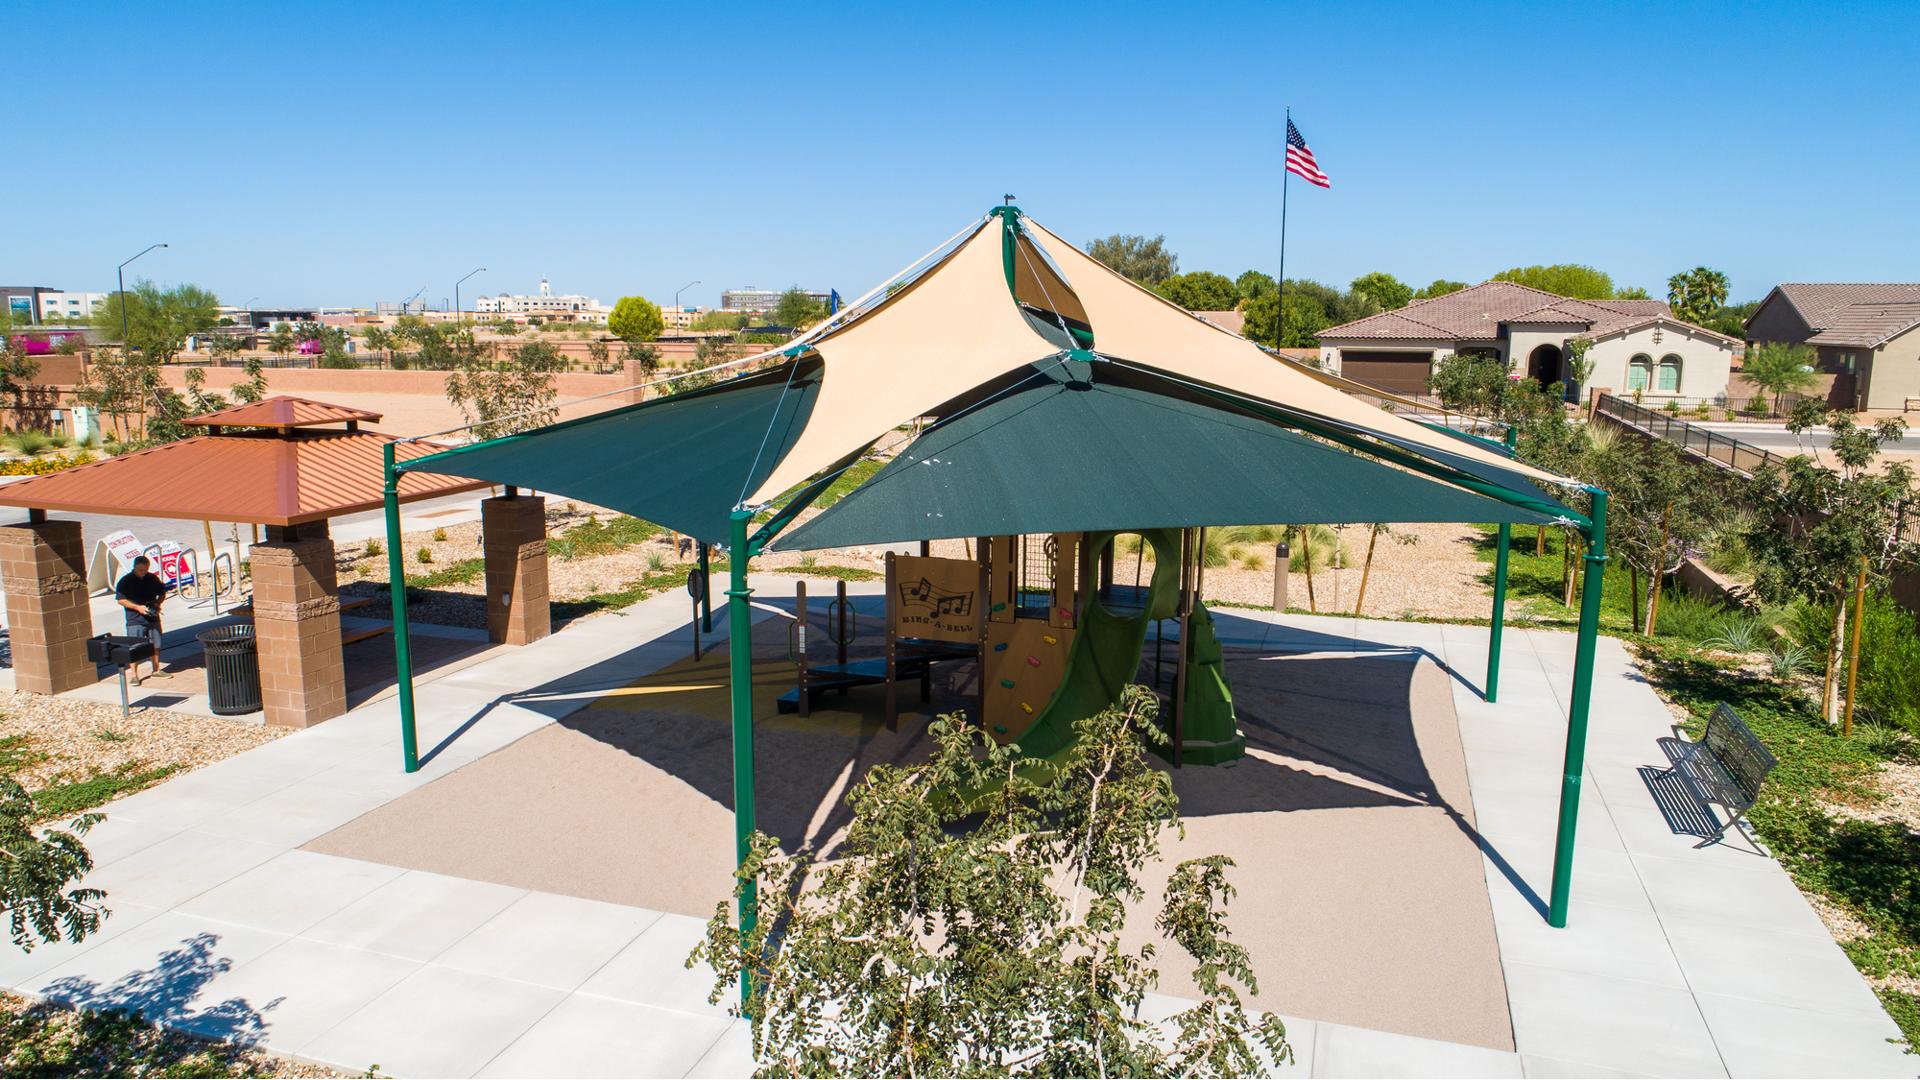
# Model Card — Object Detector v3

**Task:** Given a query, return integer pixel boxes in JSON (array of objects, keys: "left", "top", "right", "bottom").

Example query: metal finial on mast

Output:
[{"left": 1004, "top": 194, "right": 1016, "bottom": 205}]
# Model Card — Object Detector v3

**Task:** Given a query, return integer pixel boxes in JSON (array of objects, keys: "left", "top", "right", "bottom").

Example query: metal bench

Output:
[{"left": 1671, "top": 703, "right": 1778, "bottom": 847}]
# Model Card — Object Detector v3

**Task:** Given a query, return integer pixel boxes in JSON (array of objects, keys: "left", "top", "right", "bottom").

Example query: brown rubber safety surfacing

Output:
[{"left": 307, "top": 622, "right": 1512, "bottom": 1050}]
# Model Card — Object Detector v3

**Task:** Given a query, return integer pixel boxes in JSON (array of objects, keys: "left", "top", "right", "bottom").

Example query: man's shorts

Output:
[{"left": 124, "top": 616, "right": 162, "bottom": 660}]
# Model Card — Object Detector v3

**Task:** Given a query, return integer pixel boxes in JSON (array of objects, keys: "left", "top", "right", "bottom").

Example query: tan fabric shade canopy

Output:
[
  {"left": 1014, "top": 219, "right": 1570, "bottom": 487},
  {"left": 743, "top": 221, "right": 1061, "bottom": 503},
  {"left": 740, "top": 213, "right": 1573, "bottom": 506}
]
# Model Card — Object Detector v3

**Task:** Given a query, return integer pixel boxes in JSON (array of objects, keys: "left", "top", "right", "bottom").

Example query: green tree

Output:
[
  {"left": 1491, "top": 264, "right": 1616, "bottom": 300},
  {"left": 1413, "top": 279, "right": 1468, "bottom": 300},
  {"left": 1612, "top": 285, "right": 1652, "bottom": 300},
  {"left": 1156, "top": 271, "right": 1240, "bottom": 311},
  {"left": 1564, "top": 335, "right": 1596, "bottom": 402},
  {"left": 1427, "top": 353, "right": 1510, "bottom": 415},
  {"left": 1234, "top": 270, "right": 1276, "bottom": 302},
  {"left": 1581, "top": 434, "right": 1724, "bottom": 633},
  {"left": 1088, "top": 234, "right": 1178, "bottom": 287},
  {"left": 689, "top": 310, "right": 749, "bottom": 333},
  {"left": 1747, "top": 405, "right": 1917, "bottom": 717},
  {"left": 586, "top": 338, "right": 611, "bottom": 370},
  {"left": 73, "top": 348, "right": 147, "bottom": 440},
  {"left": 1667, "top": 267, "right": 1731, "bottom": 325},
  {"left": 445, "top": 338, "right": 569, "bottom": 440},
  {"left": 695, "top": 687, "right": 1289, "bottom": 1076},
  {"left": 0, "top": 776, "right": 105, "bottom": 952},
  {"left": 609, "top": 296, "right": 667, "bottom": 343},
  {"left": 92, "top": 281, "right": 219, "bottom": 362},
  {"left": 362, "top": 326, "right": 394, "bottom": 365},
  {"left": 1740, "top": 341, "right": 1820, "bottom": 415},
  {"left": 1240, "top": 289, "right": 1329, "bottom": 349},
  {"left": 772, "top": 288, "right": 825, "bottom": 331},
  {"left": 265, "top": 322, "right": 297, "bottom": 360},
  {"left": 1349, "top": 271, "right": 1413, "bottom": 311}
]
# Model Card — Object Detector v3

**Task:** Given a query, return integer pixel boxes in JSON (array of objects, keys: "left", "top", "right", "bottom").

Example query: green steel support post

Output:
[
  {"left": 1485, "top": 426, "right": 1519, "bottom": 702},
  {"left": 1548, "top": 487, "right": 1608, "bottom": 927},
  {"left": 726, "top": 510, "right": 758, "bottom": 1004},
  {"left": 1487, "top": 523, "right": 1510, "bottom": 702},
  {"left": 698, "top": 543, "right": 713, "bottom": 633},
  {"left": 383, "top": 443, "right": 420, "bottom": 773}
]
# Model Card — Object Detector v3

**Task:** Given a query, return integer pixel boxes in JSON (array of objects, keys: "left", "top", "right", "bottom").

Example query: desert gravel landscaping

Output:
[{"left": 0, "top": 691, "right": 281, "bottom": 822}]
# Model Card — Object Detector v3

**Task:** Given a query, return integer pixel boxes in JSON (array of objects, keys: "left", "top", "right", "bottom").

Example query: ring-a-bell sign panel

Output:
[{"left": 893, "top": 556, "right": 981, "bottom": 643}]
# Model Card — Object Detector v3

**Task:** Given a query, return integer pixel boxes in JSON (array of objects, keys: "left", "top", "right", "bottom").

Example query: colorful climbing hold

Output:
[
  {"left": 1020, "top": 703, "right": 1034, "bottom": 714},
  {"left": 1042, "top": 634, "right": 1058, "bottom": 645},
  {"left": 993, "top": 724, "right": 1008, "bottom": 734},
  {"left": 992, "top": 602, "right": 1007, "bottom": 612},
  {"left": 999, "top": 678, "right": 1015, "bottom": 689},
  {"left": 1026, "top": 655, "right": 1041, "bottom": 667},
  {"left": 992, "top": 642, "right": 1009, "bottom": 652}
]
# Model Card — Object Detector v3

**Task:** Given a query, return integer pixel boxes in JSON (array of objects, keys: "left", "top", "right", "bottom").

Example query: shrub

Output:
[
  {"left": 646, "top": 550, "right": 668, "bottom": 571},
  {"left": 416, "top": 546, "right": 432, "bottom": 565},
  {"left": 431, "top": 527, "right": 448, "bottom": 542},
  {"left": 1743, "top": 395, "right": 1770, "bottom": 416},
  {"left": 364, "top": 538, "right": 383, "bottom": 559},
  {"left": 1768, "top": 643, "right": 1815, "bottom": 680},
  {"left": 11, "top": 431, "right": 53, "bottom": 455},
  {"left": 1654, "top": 590, "right": 1728, "bottom": 642},
  {"left": 0, "top": 453, "right": 92, "bottom": 476},
  {"left": 1703, "top": 614, "right": 1767, "bottom": 653},
  {"left": 1854, "top": 593, "right": 1920, "bottom": 735}
]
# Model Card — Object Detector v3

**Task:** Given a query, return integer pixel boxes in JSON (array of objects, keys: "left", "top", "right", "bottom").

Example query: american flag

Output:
[{"left": 1285, "top": 119, "right": 1330, "bottom": 188}]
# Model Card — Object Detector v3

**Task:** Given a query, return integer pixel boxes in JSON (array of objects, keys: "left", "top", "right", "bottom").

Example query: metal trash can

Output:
[{"left": 198, "top": 624, "right": 262, "bottom": 716}]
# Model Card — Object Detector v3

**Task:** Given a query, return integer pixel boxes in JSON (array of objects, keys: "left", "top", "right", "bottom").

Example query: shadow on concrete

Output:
[{"left": 38, "top": 931, "right": 279, "bottom": 1049}]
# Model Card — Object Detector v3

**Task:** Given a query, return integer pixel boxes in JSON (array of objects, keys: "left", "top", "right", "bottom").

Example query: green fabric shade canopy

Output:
[
  {"left": 776, "top": 361, "right": 1573, "bottom": 551},
  {"left": 402, "top": 361, "right": 828, "bottom": 544},
  {"left": 383, "top": 204, "right": 1613, "bottom": 940}
]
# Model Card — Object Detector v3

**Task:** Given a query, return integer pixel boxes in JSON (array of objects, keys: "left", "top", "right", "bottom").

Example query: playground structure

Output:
[
  {"left": 781, "top": 528, "right": 1244, "bottom": 769},
  {"left": 381, "top": 201, "right": 1615, "bottom": 982}
]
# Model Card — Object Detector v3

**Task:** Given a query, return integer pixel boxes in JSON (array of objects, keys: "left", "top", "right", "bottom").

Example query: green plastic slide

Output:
[{"left": 1000, "top": 528, "right": 1245, "bottom": 768}]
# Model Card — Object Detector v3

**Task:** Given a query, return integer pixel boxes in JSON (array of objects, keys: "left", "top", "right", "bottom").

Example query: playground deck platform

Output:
[{"left": 0, "top": 579, "right": 1906, "bottom": 1077}]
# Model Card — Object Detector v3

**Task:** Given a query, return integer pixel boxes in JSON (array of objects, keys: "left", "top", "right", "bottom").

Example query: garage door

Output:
[{"left": 1340, "top": 351, "right": 1434, "bottom": 395}]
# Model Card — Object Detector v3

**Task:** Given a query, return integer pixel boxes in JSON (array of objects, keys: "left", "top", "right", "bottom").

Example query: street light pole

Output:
[
  {"left": 116, "top": 243, "right": 168, "bottom": 348},
  {"left": 455, "top": 268, "right": 486, "bottom": 325},
  {"left": 674, "top": 279, "right": 700, "bottom": 327}
]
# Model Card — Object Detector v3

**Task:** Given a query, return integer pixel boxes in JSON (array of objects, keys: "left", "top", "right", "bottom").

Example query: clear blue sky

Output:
[{"left": 14, "top": 0, "right": 1916, "bottom": 311}]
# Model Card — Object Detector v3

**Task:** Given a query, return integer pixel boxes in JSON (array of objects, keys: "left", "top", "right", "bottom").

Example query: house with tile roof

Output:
[
  {"left": 1314, "top": 281, "right": 1739, "bottom": 402},
  {"left": 1745, "top": 284, "right": 1920, "bottom": 411}
]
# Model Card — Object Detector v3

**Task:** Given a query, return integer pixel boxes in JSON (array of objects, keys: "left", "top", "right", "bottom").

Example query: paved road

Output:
[{"left": 1690, "top": 422, "right": 1920, "bottom": 461}]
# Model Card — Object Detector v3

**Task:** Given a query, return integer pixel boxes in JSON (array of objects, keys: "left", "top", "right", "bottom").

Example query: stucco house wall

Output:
[
  {"left": 1744, "top": 293, "right": 1814, "bottom": 345},
  {"left": 1588, "top": 323, "right": 1733, "bottom": 401},
  {"left": 1860, "top": 329, "right": 1920, "bottom": 411}
]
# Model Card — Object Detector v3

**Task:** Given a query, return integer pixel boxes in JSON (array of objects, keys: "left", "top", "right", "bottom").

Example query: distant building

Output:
[
  {"left": 1317, "top": 281, "right": 1738, "bottom": 401},
  {"left": 1746, "top": 283, "right": 1920, "bottom": 411},
  {"left": 660, "top": 306, "right": 707, "bottom": 331},
  {"left": 473, "top": 279, "right": 603, "bottom": 319},
  {"left": 35, "top": 291, "right": 108, "bottom": 322},
  {"left": 721, "top": 287, "right": 833, "bottom": 314}
]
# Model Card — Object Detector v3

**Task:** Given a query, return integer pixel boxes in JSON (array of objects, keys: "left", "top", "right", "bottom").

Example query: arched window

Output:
[
  {"left": 1657, "top": 354, "right": 1683, "bottom": 393},
  {"left": 1627, "top": 354, "right": 1652, "bottom": 391}
]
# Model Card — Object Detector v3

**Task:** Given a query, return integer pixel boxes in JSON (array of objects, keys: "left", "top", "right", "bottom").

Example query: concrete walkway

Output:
[{"left": 0, "top": 586, "right": 1908, "bottom": 1077}]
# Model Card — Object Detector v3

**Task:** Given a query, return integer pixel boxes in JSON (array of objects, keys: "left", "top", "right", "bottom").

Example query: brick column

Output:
[
  {"left": 251, "top": 525, "right": 345, "bottom": 728},
  {"left": 482, "top": 494, "right": 549, "bottom": 646},
  {"left": 0, "top": 518, "right": 94, "bottom": 694}
]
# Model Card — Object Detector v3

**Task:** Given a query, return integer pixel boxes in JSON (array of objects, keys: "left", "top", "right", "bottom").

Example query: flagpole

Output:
[{"left": 1278, "top": 106, "right": 1290, "bottom": 348}]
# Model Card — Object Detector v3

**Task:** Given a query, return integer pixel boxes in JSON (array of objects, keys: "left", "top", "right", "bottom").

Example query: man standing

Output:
[{"left": 115, "top": 555, "right": 169, "bottom": 683}]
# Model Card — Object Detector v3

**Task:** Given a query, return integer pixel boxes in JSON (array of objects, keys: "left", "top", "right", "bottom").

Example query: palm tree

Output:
[{"left": 1667, "top": 267, "right": 1730, "bottom": 326}]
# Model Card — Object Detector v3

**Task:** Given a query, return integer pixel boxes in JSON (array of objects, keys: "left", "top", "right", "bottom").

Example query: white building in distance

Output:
[{"left": 473, "top": 279, "right": 604, "bottom": 320}]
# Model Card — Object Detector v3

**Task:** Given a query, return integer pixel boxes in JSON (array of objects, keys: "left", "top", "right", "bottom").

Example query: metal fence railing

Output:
[{"left": 1593, "top": 393, "right": 1798, "bottom": 476}]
